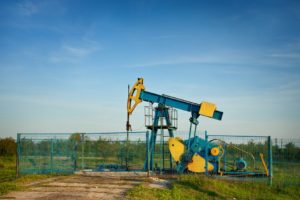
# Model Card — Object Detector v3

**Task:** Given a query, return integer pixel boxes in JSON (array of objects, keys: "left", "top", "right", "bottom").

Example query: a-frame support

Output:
[{"left": 144, "top": 104, "right": 176, "bottom": 171}]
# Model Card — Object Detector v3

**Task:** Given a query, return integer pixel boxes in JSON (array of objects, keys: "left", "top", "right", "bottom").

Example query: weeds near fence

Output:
[{"left": 0, "top": 156, "right": 55, "bottom": 196}]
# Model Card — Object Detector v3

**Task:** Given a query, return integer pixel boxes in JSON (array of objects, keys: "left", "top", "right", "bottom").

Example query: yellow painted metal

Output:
[
  {"left": 210, "top": 147, "right": 220, "bottom": 156},
  {"left": 187, "top": 154, "right": 214, "bottom": 173},
  {"left": 127, "top": 78, "right": 145, "bottom": 115},
  {"left": 168, "top": 137, "right": 185, "bottom": 162},
  {"left": 199, "top": 101, "right": 216, "bottom": 118},
  {"left": 260, "top": 153, "right": 269, "bottom": 176}
]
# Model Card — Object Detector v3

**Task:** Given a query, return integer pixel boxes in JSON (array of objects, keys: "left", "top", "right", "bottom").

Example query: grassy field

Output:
[
  {"left": 126, "top": 163, "right": 300, "bottom": 200},
  {"left": 0, "top": 156, "right": 56, "bottom": 196},
  {"left": 1, "top": 155, "right": 299, "bottom": 199}
]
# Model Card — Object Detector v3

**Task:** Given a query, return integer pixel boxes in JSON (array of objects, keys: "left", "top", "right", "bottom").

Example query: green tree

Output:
[
  {"left": 284, "top": 142, "right": 298, "bottom": 161},
  {"left": 69, "top": 133, "right": 82, "bottom": 143},
  {"left": 0, "top": 137, "right": 16, "bottom": 156}
]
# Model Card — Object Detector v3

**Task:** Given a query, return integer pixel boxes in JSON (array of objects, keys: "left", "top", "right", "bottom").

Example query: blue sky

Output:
[{"left": 0, "top": 0, "right": 299, "bottom": 138}]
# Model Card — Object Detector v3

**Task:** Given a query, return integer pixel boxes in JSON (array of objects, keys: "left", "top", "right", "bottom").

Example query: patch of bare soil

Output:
[
  {"left": 1, "top": 173, "right": 146, "bottom": 200},
  {"left": 147, "top": 177, "right": 171, "bottom": 189}
]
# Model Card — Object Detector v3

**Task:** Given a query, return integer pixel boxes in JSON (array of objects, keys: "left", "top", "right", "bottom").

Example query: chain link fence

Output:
[
  {"left": 17, "top": 132, "right": 149, "bottom": 175},
  {"left": 16, "top": 132, "right": 300, "bottom": 187}
]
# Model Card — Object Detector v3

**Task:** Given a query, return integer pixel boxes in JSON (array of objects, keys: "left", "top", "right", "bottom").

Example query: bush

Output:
[
  {"left": 0, "top": 138, "right": 16, "bottom": 156},
  {"left": 0, "top": 182, "right": 17, "bottom": 196}
]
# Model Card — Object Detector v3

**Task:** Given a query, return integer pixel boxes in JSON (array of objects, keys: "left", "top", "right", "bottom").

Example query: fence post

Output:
[
  {"left": 146, "top": 131, "right": 150, "bottom": 176},
  {"left": 81, "top": 133, "right": 85, "bottom": 170},
  {"left": 268, "top": 136, "right": 273, "bottom": 185},
  {"left": 50, "top": 138, "right": 54, "bottom": 174},
  {"left": 223, "top": 144, "right": 227, "bottom": 172},
  {"left": 205, "top": 130, "right": 208, "bottom": 176},
  {"left": 16, "top": 133, "right": 21, "bottom": 177}
]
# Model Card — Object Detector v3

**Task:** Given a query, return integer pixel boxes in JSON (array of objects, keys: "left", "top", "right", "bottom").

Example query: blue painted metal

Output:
[
  {"left": 146, "top": 131, "right": 149, "bottom": 174},
  {"left": 268, "top": 136, "right": 272, "bottom": 177},
  {"left": 235, "top": 157, "right": 247, "bottom": 170},
  {"left": 136, "top": 81, "right": 223, "bottom": 174},
  {"left": 140, "top": 91, "right": 223, "bottom": 121},
  {"left": 205, "top": 134, "right": 272, "bottom": 178},
  {"left": 51, "top": 139, "right": 54, "bottom": 173},
  {"left": 268, "top": 136, "right": 272, "bottom": 185},
  {"left": 188, "top": 123, "right": 193, "bottom": 150},
  {"left": 205, "top": 131, "right": 208, "bottom": 175},
  {"left": 174, "top": 133, "right": 220, "bottom": 174},
  {"left": 140, "top": 89, "right": 223, "bottom": 173},
  {"left": 173, "top": 132, "right": 270, "bottom": 177},
  {"left": 98, "top": 164, "right": 127, "bottom": 171},
  {"left": 144, "top": 105, "right": 174, "bottom": 171},
  {"left": 18, "top": 131, "right": 148, "bottom": 175},
  {"left": 81, "top": 133, "right": 85, "bottom": 170}
]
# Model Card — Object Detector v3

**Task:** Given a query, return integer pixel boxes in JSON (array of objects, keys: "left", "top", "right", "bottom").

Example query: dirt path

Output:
[{"left": 1, "top": 173, "right": 146, "bottom": 200}]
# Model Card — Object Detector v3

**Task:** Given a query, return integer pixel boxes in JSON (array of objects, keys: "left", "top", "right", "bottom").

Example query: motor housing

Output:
[{"left": 235, "top": 157, "right": 247, "bottom": 171}]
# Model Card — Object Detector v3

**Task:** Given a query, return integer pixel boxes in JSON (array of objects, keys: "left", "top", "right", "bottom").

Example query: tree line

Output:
[
  {"left": 0, "top": 136, "right": 299, "bottom": 162},
  {"left": 0, "top": 137, "right": 16, "bottom": 156}
]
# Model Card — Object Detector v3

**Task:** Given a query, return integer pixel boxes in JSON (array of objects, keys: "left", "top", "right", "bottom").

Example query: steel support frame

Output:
[{"left": 144, "top": 105, "right": 174, "bottom": 171}]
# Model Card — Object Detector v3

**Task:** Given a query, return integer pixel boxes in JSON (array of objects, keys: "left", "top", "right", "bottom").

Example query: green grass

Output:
[
  {"left": 272, "top": 162, "right": 300, "bottom": 186},
  {"left": 1, "top": 155, "right": 299, "bottom": 199},
  {"left": 126, "top": 163, "right": 300, "bottom": 200},
  {"left": 0, "top": 156, "right": 57, "bottom": 196}
]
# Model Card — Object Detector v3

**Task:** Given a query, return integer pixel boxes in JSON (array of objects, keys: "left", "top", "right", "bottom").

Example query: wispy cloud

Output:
[
  {"left": 16, "top": 1, "right": 39, "bottom": 16},
  {"left": 13, "top": 0, "right": 66, "bottom": 17},
  {"left": 152, "top": 35, "right": 179, "bottom": 39},
  {"left": 128, "top": 51, "right": 260, "bottom": 68},
  {"left": 63, "top": 45, "right": 94, "bottom": 57},
  {"left": 268, "top": 38, "right": 300, "bottom": 60},
  {"left": 129, "top": 54, "right": 236, "bottom": 68},
  {"left": 270, "top": 53, "right": 300, "bottom": 59},
  {"left": 50, "top": 39, "right": 101, "bottom": 63},
  {"left": 0, "top": 93, "right": 98, "bottom": 111},
  {"left": 129, "top": 47, "right": 300, "bottom": 69}
]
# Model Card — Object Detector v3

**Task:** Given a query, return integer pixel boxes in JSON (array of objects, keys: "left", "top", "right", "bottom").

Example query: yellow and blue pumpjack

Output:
[{"left": 127, "top": 78, "right": 225, "bottom": 174}]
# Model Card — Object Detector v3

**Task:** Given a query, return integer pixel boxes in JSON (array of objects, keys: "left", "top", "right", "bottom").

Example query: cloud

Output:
[
  {"left": 128, "top": 47, "right": 300, "bottom": 69},
  {"left": 16, "top": 1, "right": 40, "bottom": 16},
  {"left": 50, "top": 39, "right": 100, "bottom": 63},
  {"left": 129, "top": 55, "right": 233, "bottom": 68},
  {"left": 152, "top": 35, "right": 179, "bottom": 39},
  {"left": 63, "top": 45, "right": 94, "bottom": 57},
  {"left": 268, "top": 38, "right": 300, "bottom": 60},
  {"left": 270, "top": 53, "right": 300, "bottom": 59},
  {"left": 13, "top": 0, "right": 66, "bottom": 17},
  {"left": 128, "top": 51, "right": 260, "bottom": 68}
]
